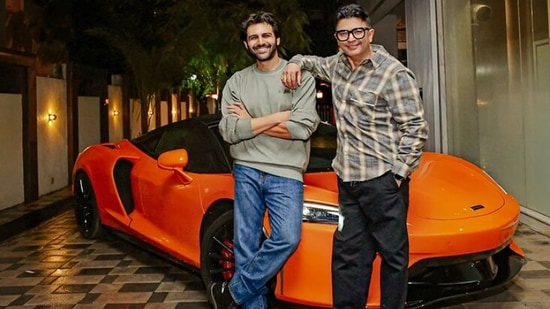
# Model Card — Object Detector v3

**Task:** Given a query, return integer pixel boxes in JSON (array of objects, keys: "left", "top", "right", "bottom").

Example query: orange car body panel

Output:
[{"left": 272, "top": 152, "right": 523, "bottom": 308}]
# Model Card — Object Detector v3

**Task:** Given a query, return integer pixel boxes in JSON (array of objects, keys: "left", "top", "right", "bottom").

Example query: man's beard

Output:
[{"left": 248, "top": 44, "right": 278, "bottom": 62}]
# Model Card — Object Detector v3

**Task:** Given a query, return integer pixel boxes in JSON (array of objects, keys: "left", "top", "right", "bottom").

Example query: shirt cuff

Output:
[{"left": 392, "top": 162, "right": 409, "bottom": 180}]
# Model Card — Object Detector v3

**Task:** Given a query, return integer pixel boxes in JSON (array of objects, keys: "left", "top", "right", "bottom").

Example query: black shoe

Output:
[{"left": 208, "top": 281, "right": 239, "bottom": 309}]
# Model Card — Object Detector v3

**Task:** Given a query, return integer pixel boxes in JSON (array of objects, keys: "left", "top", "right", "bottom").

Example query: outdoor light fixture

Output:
[
  {"left": 148, "top": 110, "right": 154, "bottom": 116},
  {"left": 113, "top": 110, "right": 120, "bottom": 116},
  {"left": 48, "top": 113, "right": 57, "bottom": 121}
]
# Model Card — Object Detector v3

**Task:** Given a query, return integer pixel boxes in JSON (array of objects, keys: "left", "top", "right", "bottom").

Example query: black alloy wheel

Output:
[
  {"left": 73, "top": 172, "right": 103, "bottom": 239},
  {"left": 200, "top": 210, "right": 235, "bottom": 286}
]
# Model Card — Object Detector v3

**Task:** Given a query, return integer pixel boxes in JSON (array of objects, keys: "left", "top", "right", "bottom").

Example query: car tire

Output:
[
  {"left": 73, "top": 172, "right": 103, "bottom": 239},
  {"left": 200, "top": 210, "right": 235, "bottom": 286}
]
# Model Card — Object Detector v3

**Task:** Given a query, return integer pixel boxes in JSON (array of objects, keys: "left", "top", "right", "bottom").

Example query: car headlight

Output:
[{"left": 302, "top": 202, "right": 339, "bottom": 224}]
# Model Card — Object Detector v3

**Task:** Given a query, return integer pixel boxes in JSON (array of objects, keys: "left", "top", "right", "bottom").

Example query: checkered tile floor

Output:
[
  {"left": 0, "top": 209, "right": 210, "bottom": 308},
  {"left": 1, "top": 192, "right": 550, "bottom": 308}
]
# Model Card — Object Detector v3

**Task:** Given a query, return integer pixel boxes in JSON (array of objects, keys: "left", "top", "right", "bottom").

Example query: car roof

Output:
[
  {"left": 191, "top": 113, "right": 222, "bottom": 127},
  {"left": 134, "top": 113, "right": 222, "bottom": 140}
]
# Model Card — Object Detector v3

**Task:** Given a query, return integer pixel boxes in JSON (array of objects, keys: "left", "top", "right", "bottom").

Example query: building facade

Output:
[{"left": 1, "top": 0, "right": 550, "bottom": 233}]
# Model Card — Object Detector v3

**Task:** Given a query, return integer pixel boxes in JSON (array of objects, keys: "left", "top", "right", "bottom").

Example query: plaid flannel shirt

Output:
[{"left": 289, "top": 45, "right": 429, "bottom": 182}]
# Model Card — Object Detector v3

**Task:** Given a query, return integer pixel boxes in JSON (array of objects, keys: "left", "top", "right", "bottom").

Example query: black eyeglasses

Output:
[{"left": 334, "top": 27, "right": 372, "bottom": 41}]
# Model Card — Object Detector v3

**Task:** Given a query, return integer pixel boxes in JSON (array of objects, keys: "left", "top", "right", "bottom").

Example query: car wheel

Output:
[
  {"left": 200, "top": 210, "right": 235, "bottom": 286},
  {"left": 73, "top": 172, "right": 103, "bottom": 239},
  {"left": 200, "top": 211, "right": 278, "bottom": 298}
]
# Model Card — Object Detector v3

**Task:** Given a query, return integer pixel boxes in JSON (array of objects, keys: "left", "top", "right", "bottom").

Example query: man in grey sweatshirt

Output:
[{"left": 210, "top": 11, "right": 320, "bottom": 309}]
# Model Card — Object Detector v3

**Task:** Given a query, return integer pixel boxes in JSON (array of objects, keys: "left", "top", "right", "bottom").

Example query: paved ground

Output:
[{"left": 1, "top": 188, "right": 550, "bottom": 308}]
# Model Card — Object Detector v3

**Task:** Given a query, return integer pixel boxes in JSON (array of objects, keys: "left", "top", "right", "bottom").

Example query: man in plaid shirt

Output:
[{"left": 282, "top": 4, "right": 428, "bottom": 309}]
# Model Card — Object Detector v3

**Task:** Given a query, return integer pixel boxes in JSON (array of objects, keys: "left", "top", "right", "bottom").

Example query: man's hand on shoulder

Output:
[{"left": 281, "top": 63, "right": 302, "bottom": 89}]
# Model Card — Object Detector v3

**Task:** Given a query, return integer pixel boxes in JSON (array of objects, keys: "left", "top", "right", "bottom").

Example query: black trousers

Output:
[{"left": 332, "top": 171, "right": 409, "bottom": 309}]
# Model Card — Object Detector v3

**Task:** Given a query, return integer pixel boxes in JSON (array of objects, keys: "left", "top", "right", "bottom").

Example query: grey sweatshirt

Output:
[{"left": 218, "top": 59, "right": 320, "bottom": 182}]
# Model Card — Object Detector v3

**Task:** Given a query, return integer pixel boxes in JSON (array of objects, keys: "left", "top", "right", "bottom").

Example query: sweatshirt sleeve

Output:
[
  {"left": 285, "top": 71, "right": 321, "bottom": 140},
  {"left": 218, "top": 73, "right": 254, "bottom": 144}
]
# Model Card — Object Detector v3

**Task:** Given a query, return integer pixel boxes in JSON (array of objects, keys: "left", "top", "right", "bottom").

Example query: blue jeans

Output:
[{"left": 229, "top": 164, "right": 303, "bottom": 309}]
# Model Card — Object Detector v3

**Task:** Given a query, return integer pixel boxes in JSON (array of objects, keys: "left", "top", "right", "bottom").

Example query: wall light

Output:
[
  {"left": 48, "top": 113, "right": 58, "bottom": 121},
  {"left": 113, "top": 110, "right": 120, "bottom": 116}
]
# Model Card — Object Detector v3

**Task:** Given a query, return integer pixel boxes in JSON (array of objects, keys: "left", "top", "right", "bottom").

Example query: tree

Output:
[
  {"left": 175, "top": 0, "right": 312, "bottom": 116},
  {"left": 83, "top": 0, "right": 193, "bottom": 134},
  {"left": 181, "top": 45, "right": 229, "bottom": 116},
  {"left": 32, "top": 0, "right": 126, "bottom": 71},
  {"left": 172, "top": 0, "right": 311, "bottom": 70},
  {"left": 33, "top": 0, "right": 312, "bottom": 133}
]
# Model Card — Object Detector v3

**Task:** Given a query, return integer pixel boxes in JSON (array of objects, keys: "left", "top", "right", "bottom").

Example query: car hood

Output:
[
  {"left": 410, "top": 153, "right": 505, "bottom": 220},
  {"left": 304, "top": 171, "right": 338, "bottom": 192},
  {"left": 303, "top": 171, "right": 338, "bottom": 205}
]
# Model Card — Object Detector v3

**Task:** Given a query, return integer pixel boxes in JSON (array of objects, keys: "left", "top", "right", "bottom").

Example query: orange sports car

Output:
[{"left": 72, "top": 114, "right": 526, "bottom": 308}]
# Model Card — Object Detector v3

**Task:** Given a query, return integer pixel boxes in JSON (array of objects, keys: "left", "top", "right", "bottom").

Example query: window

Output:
[{"left": 133, "top": 120, "right": 230, "bottom": 174}]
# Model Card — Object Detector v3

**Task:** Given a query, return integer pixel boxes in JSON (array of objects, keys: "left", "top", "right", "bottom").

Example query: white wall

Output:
[
  {"left": 77, "top": 96, "right": 100, "bottom": 153},
  {"left": 161, "top": 100, "right": 168, "bottom": 126},
  {"left": 36, "top": 77, "right": 69, "bottom": 196},
  {"left": 524, "top": 40, "right": 550, "bottom": 224},
  {"left": 0, "top": 94, "right": 24, "bottom": 210}
]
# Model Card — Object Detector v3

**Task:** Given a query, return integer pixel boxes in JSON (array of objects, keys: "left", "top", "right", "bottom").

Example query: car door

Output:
[{"left": 128, "top": 120, "right": 230, "bottom": 266}]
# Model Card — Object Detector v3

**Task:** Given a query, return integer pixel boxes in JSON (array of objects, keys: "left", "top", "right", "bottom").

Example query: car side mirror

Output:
[{"left": 158, "top": 149, "right": 193, "bottom": 185}]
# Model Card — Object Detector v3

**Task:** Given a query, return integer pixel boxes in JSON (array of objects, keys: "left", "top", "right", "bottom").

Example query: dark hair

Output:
[
  {"left": 335, "top": 4, "right": 371, "bottom": 26},
  {"left": 240, "top": 12, "right": 280, "bottom": 41}
]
